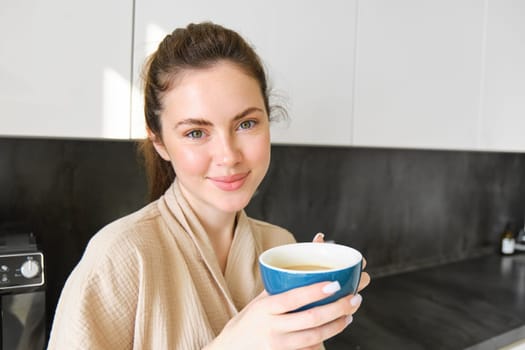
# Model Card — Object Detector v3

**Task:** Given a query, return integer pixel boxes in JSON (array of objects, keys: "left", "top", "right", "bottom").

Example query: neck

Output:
[
  {"left": 199, "top": 209, "right": 237, "bottom": 274},
  {"left": 200, "top": 209, "right": 237, "bottom": 241}
]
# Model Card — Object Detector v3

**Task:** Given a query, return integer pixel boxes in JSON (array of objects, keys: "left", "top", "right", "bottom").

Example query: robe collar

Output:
[{"left": 158, "top": 180, "right": 264, "bottom": 313}]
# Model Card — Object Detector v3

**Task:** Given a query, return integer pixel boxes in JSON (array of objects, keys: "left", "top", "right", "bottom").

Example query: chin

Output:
[{"left": 215, "top": 195, "right": 252, "bottom": 213}]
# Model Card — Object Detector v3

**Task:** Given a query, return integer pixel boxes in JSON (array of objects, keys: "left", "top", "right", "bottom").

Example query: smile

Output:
[{"left": 207, "top": 172, "right": 250, "bottom": 191}]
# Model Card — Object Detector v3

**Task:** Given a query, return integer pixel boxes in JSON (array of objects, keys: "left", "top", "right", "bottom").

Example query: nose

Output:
[{"left": 216, "top": 134, "right": 242, "bottom": 166}]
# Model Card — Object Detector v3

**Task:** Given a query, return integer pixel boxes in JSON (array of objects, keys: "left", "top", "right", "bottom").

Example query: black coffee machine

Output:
[{"left": 0, "top": 223, "right": 45, "bottom": 350}]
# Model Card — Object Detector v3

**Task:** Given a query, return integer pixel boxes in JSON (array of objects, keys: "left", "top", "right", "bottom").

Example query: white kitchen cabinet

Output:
[
  {"left": 131, "top": 0, "right": 357, "bottom": 146},
  {"left": 479, "top": 0, "right": 525, "bottom": 152},
  {"left": 0, "top": 1, "right": 132, "bottom": 139},
  {"left": 352, "top": 0, "right": 486, "bottom": 150}
]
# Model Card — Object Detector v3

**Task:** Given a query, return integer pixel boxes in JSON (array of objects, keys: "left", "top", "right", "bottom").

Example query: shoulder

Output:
[
  {"left": 93, "top": 201, "right": 164, "bottom": 247},
  {"left": 78, "top": 201, "right": 170, "bottom": 273},
  {"left": 247, "top": 217, "right": 296, "bottom": 249},
  {"left": 49, "top": 201, "right": 177, "bottom": 348}
]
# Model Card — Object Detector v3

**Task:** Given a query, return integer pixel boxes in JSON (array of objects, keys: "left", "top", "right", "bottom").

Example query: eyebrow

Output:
[{"left": 174, "top": 107, "right": 264, "bottom": 129}]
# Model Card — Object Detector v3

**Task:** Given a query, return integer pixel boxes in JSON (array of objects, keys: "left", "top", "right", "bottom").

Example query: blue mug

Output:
[{"left": 259, "top": 242, "right": 362, "bottom": 311}]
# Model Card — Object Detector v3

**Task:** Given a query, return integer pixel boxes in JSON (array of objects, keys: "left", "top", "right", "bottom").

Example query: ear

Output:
[{"left": 147, "top": 128, "right": 171, "bottom": 161}]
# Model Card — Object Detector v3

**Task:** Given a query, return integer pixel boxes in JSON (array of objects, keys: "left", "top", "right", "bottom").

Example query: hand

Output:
[
  {"left": 207, "top": 281, "right": 361, "bottom": 350},
  {"left": 312, "top": 233, "right": 371, "bottom": 293}
]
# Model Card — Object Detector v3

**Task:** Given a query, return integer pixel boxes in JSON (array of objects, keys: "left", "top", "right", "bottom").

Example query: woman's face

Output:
[{"left": 152, "top": 61, "right": 271, "bottom": 215}]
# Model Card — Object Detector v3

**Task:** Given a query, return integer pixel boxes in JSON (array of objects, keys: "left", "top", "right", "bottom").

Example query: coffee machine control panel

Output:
[{"left": 0, "top": 252, "right": 45, "bottom": 291}]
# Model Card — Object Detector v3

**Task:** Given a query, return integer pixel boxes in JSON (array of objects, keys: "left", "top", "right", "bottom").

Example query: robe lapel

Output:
[
  {"left": 157, "top": 181, "right": 239, "bottom": 334},
  {"left": 224, "top": 211, "right": 264, "bottom": 310}
]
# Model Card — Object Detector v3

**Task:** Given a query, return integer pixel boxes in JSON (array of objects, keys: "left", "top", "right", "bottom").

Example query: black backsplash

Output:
[{"left": 1, "top": 137, "right": 525, "bottom": 336}]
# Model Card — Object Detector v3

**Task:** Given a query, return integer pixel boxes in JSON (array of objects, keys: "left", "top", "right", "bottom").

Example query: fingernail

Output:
[
  {"left": 313, "top": 233, "right": 324, "bottom": 242},
  {"left": 345, "top": 315, "right": 353, "bottom": 326},
  {"left": 350, "top": 293, "right": 362, "bottom": 307},
  {"left": 322, "top": 281, "right": 341, "bottom": 294}
]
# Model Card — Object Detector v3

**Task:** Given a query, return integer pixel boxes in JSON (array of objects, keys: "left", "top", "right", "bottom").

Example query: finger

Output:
[
  {"left": 362, "top": 257, "right": 367, "bottom": 269},
  {"left": 267, "top": 281, "right": 341, "bottom": 315},
  {"left": 277, "top": 292, "right": 359, "bottom": 332},
  {"left": 357, "top": 272, "right": 371, "bottom": 292},
  {"left": 312, "top": 233, "right": 325, "bottom": 243},
  {"left": 298, "top": 344, "right": 324, "bottom": 350},
  {"left": 283, "top": 314, "right": 351, "bottom": 349}
]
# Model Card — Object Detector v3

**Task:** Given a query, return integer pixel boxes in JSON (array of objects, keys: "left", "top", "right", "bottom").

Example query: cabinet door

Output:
[
  {"left": 0, "top": 1, "right": 132, "bottom": 139},
  {"left": 480, "top": 0, "right": 525, "bottom": 152},
  {"left": 131, "top": 0, "right": 356, "bottom": 146},
  {"left": 353, "top": 0, "right": 485, "bottom": 150}
]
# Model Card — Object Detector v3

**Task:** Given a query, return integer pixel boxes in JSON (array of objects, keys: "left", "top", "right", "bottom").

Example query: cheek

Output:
[
  {"left": 247, "top": 134, "right": 271, "bottom": 169},
  {"left": 171, "top": 147, "right": 210, "bottom": 176}
]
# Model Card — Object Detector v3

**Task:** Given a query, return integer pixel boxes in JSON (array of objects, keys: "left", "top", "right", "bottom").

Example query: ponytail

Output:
[{"left": 138, "top": 140, "right": 174, "bottom": 202}]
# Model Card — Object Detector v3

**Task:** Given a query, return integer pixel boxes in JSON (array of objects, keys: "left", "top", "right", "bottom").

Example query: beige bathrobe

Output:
[{"left": 47, "top": 181, "right": 295, "bottom": 349}]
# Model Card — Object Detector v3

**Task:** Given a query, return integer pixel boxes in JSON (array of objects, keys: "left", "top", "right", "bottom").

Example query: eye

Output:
[
  {"left": 238, "top": 120, "right": 256, "bottom": 130},
  {"left": 186, "top": 129, "right": 204, "bottom": 139}
]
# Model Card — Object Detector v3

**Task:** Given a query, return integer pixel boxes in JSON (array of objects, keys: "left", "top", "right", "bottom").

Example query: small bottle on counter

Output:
[{"left": 500, "top": 223, "right": 516, "bottom": 255}]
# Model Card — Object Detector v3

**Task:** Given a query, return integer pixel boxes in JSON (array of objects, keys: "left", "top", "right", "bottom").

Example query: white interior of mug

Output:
[{"left": 259, "top": 242, "right": 362, "bottom": 273}]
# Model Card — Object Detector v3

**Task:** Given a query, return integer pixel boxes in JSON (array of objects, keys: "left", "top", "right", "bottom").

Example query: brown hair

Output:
[{"left": 139, "top": 22, "right": 280, "bottom": 202}]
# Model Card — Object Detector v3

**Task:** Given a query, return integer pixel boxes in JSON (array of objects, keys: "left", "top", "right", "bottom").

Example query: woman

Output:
[{"left": 48, "top": 22, "right": 370, "bottom": 349}]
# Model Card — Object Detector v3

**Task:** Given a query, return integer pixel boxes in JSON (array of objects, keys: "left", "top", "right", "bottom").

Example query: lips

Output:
[{"left": 207, "top": 172, "right": 250, "bottom": 191}]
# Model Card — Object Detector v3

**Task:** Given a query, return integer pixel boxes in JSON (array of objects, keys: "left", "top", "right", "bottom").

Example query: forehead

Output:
[{"left": 161, "top": 62, "right": 265, "bottom": 119}]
